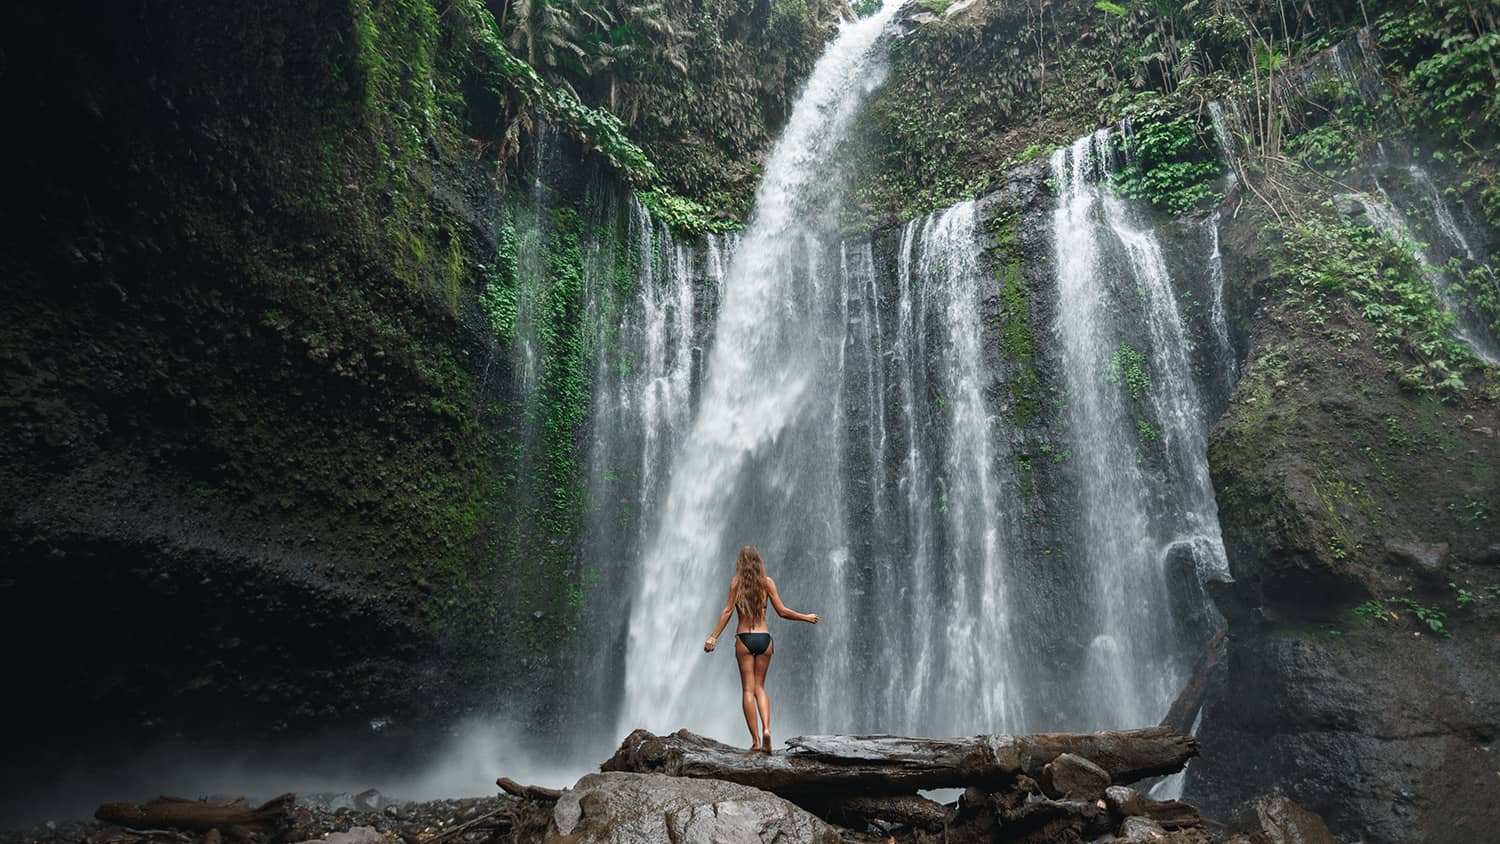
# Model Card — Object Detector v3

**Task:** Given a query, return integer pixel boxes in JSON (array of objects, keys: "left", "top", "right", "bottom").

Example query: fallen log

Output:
[
  {"left": 602, "top": 727, "right": 1197, "bottom": 795},
  {"left": 1140, "top": 797, "right": 1204, "bottom": 830},
  {"left": 95, "top": 794, "right": 295, "bottom": 833},
  {"left": 808, "top": 793, "right": 951, "bottom": 832}
]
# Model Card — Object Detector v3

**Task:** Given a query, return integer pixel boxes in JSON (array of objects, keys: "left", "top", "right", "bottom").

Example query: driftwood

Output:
[
  {"left": 603, "top": 727, "right": 1198, "bottom": 796},
  {"left": 95, "top": 794, "right": 294, "bottom": 833},
  {"left": 810, "top": 793, "right": 951, "bottom": 832},
  {"left": 495, "top": 777, "right": 561, "bottom": 803},
  {"left": 1139, "top": 798, "right": 1204, "bottom": 830}
]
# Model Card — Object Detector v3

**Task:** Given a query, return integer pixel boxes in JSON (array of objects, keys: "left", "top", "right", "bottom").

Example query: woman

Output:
[{"left": 703, "top": 546, "right": 819, "bottom": 753}]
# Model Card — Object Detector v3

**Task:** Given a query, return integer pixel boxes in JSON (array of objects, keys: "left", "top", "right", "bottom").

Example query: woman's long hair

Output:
[{"left": 734, "top": 546, "right": 768, "bottom": 620}]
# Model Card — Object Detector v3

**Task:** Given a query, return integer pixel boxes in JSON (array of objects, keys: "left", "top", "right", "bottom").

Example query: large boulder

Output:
[{"left": 545, "top": 771, "right": 844, "bottom": 843}]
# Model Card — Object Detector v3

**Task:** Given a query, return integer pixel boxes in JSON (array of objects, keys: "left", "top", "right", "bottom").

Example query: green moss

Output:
[
  {"left": 996, "top": 258, "right": 1042, "bottom": 427},
  {"left": 480, "top": 222, "right": 521, "bottom": 340}
]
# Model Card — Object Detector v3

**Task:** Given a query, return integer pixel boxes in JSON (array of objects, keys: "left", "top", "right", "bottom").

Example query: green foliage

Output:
[
  {"left": 1451, "top": 582, "right": 1477, "bottom": 608},
  {"left": 1391, "top": 596, "right": 1449, "bottom": 636},
  {"left": 480, "top": 223, "right": 521, "bottom": 340},
  {"left": 536, "top": 211, "right": 592, "bottom": 552},
  {"left": 1136, "top": 418, "right": 1159, "bottom": 441},
  {"left": 996, "top": 255, "right": 1041, "bottom": 426},
  {"left": 1270, "top": 213, "right": 1479, "bottom": 393},
  {"left": 1283, "top": 94, "right": 1377, "bottom": 172},
  {"left": 1109, "top": 94, "right": 1223, "bottom": 214},
  {"left": 851, "top": 0, "right": 884, "bottom": 17},
  {"left": 463, "top": 1, "right": 659, "bottom": 184},
  {"left": 1353, "top": 600, "right": 1387, "bottom": 621},
  {"left": 1108, "top": 344, "right": 1151, "bottom": 400},
  {"left": 1379, "top": 4, "right": 1500, "bottom": 145},
  {"left": 637, "top": 189, "right": 739, "bottom": 236}
]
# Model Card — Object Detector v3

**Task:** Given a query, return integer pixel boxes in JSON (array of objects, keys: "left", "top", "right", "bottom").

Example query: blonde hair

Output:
[{"left": 734, "top": 546, "right": 768, "bottom": 622}]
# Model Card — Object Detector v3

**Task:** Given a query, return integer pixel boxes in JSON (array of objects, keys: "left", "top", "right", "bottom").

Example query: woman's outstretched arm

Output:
[
  {"left": 704, "top": 576, "right": 737, "bottom": 652},
  {"left": 766, "top": 576, "right": 819, "bottom": 624}
]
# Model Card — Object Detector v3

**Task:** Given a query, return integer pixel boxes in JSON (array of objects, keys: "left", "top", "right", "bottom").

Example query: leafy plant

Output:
[
  {"left": 1107, "top": 345, "right": 1152, "bottom": 399},
  {"left": 1391, "top": 596, "right": 1449, "bottom": 636},
  {"left": 1108, "top": 94, "right": 1223, "bottom": 214},
  {"left": 637, "top": 189, "right": 738, "bottom": 236}
]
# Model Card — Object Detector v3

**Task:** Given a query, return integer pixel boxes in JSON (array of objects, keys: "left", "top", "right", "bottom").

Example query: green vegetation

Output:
[
  {"left": 637, "top": 189, "right": 739, "bottom": 236},
  {"left": 1392, "top": 596, "right": 1449, "bottom": 636},
  {"left": 1108, "top": 345, "right": 1151, "bottom": 400},
  {"left": 1109, "top": 94, "right": 1223, "bottom": 214},
  {"left": 1269, "top": 214, "right": 1479, "bottom": 393},
  {"left": 993, "top": 218, "right": 1042, "bottom": 428},
  {"left": 480, "top": 223, "right": 522, "bottom": 340}
]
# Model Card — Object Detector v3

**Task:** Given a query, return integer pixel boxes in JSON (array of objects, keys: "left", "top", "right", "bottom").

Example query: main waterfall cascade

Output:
[{"left": 544, "top": 0, "right": 1240, "bottom": 758}]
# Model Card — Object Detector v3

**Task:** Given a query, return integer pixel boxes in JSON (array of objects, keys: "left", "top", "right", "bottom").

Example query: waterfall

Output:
[
  {"left": 1364, "top": 178, "right": 1500, "bottom": 363},
  {"left": 1206, "top": 101, "right": 1238, "bottom": 191},
  {"left": 618, "top": 0, "right": 909, "bottom": 741},
  {"left": 574, "top": 0, "right": 1233, "bottom": 755},
  {"left": 1048, "top": 130, "right": 1227, "bottom": 730}
]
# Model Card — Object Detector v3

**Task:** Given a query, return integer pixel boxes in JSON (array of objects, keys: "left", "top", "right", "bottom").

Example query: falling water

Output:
[
  {"left": 618, "top": 0, "right": 910, "bottom": 741},
  {"left": 1206, "top": 101, "right": 1238, "bottom": 191},
  {"left": 1363, "top": 182, "right": 1500, "bottom": 362},
  {"left": 565, "top": 0, "right": 1237, "bottom": 756},
  {"left": 1049, "top": 130, "right": 1227, "bottom": 730}
]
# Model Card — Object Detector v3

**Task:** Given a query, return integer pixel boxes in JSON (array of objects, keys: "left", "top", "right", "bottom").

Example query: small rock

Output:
[
  {"left": 1386, "top": 540, "right": 1449, "bottom": 576},
  {"left": 1117, "top": 816, "right": 1167, "bottom": 841},
  {"left": 531, "top": 611, "right": 546, "bottom": 621},
  {"left": 1039, "top": 752, "right": 1111, "bottom": 800},
  {"left": 298, "top": 826, "right": 383, "bottom": 844},
  {"left": 1230, "top": 795, "right": 1336, "bottom": 844}
]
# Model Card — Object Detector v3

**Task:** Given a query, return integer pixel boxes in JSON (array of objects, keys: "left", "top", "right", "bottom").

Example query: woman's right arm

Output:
[
  {"left": 705, "top": 576, "right": 737, "bottom": 652},
  {"left": 767, "top": 577, "right": 818, "bottom": 624}
]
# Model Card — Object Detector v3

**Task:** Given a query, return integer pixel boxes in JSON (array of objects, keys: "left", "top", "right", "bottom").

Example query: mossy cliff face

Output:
[
  {"left": 1187, "top": 201, "right": 1500, "bottom": 843},
  {"left": 0, "top": 0, "right": 518, "bottom": 755},
  {"left": 0, "top": 0, "right": 752, "bottom": 771}
]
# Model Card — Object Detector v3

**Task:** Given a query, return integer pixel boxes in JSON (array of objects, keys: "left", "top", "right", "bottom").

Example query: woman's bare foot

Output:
[{"left": 761, "top": 731, "right": 772, "bottom": 754}]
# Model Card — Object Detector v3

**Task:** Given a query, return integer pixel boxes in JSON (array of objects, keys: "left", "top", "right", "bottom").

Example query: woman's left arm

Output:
[
  {"left": 767, "top": 577, "right": 819, "bottom": 624},
  {"left": 705, "top": 576, "right": 737, "bottom": 652}
]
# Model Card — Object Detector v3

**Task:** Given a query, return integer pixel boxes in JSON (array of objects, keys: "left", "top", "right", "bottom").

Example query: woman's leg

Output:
[
  {"left": 753, "top": 640, "right": 773, "bottom": 752},
  {"left": 735, "top": 638, "right": 761, "bottom": 749}
]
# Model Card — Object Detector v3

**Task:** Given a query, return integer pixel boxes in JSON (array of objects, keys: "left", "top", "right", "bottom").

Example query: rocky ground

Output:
[{"left": 0, "top": 729, "right": 1343, "bottom": 844}]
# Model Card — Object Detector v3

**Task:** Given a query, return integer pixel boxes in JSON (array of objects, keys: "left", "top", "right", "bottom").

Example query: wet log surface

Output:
[
  {"left": 602, "top": 726, "right": 1199, "bottom": 795},
  {"left": 93, "top": 795, "right": 295, "bottom": 833}
]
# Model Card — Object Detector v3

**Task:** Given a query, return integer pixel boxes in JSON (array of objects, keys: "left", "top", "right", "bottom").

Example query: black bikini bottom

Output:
[{"left": 737, "top": 632, "right": 772, "bottom": 655}]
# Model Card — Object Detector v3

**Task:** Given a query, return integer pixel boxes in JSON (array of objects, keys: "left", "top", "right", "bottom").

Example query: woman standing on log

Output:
[{"left": 703, "top": 546, "right": 819, "bottom": 753}]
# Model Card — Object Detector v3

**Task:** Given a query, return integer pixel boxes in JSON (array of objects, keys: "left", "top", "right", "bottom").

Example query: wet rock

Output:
[
  {"left": 1384, "top": 540, "right": 1449, "bottom": 577},
  {"left": 1040, "top": 753, "right": 1111, "bottom": 800},
  {"left": 1229, "top": 795, "right": 1336, "bottom": 844},
  {"left": 295, "top": 826, "right": 386, "bottom": 844},
  {"left": 1115, "top": 816, "right": 1168, "bottom": 841},
  {"left": 546, "top": 771, "right": 842, "bottom": 843}
]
